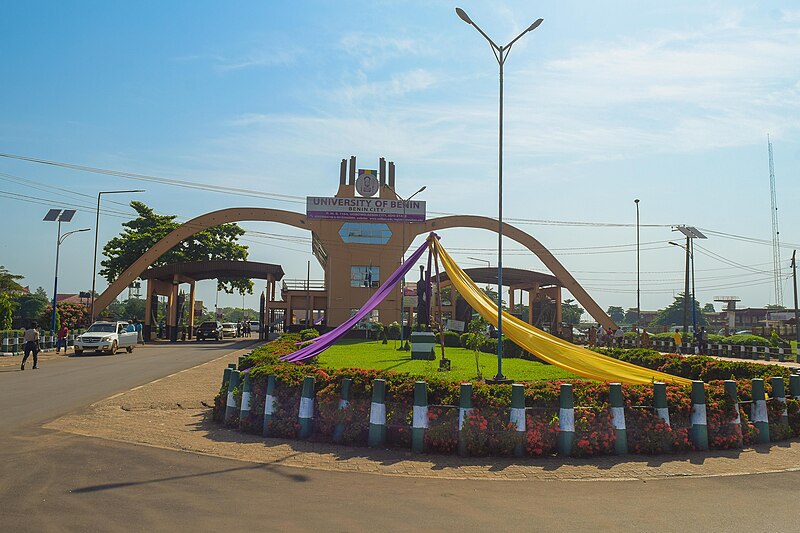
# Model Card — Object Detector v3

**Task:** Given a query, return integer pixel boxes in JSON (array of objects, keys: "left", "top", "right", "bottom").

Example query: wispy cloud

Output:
[{"left": 338, "top": 33, "right": 424, "bottom": 69}]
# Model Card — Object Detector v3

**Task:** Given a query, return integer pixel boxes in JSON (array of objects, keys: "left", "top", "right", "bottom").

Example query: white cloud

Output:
[{"left": 338, "top": 33, "right": 424, "bottom": 69}]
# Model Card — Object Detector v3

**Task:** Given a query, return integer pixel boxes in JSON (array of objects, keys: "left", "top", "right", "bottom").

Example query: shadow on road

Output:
[{"left": 70, "top": 452, "right": 307, "bottom": 494}]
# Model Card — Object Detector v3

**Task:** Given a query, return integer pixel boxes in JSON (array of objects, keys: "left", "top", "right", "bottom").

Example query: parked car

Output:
[
  {"left": 74, "top": 321, "right": 138, "bottom": 355},
  {"left": 249, "top": 320, "right": 261, "bottom": 333},
  {"left": 195, "top": 321, "right": 223, "bottom": 341},
  {"left": 221, "top": 322, "right": 238, "bottom": 338}
]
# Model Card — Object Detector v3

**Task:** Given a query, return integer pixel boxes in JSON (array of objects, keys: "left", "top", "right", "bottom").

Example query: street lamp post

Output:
[
  {"left": 91, "top": 190, "right": 145, "bottom": 323},
  {"left": 635, "top": 199, "right": 640, "bottom": 343},
  {"left": 792, "top": 251, "right": 799, "bottom": 356},
  {"left": 394, "top": 185, "right": 426, "bottom": 351},
  {"left": 467, "top": 257, "right": 491, "bottom": 268},
  {"left": 670, "top": 226, "right": 706, "bottom": 351},
  {"left": 455, "top": 7, "right": 543, "bottom": 383}
]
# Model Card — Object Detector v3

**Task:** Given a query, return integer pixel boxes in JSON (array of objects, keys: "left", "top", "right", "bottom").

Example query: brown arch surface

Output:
[
  {"left": 418, "top": 215, "right": 616, "bottom": 330},
  {"left": 95, "top": 208, "right": 614, "bottom": 329},
  {"left": 93, "top": 208, "right": 309, "bottom": 313}
]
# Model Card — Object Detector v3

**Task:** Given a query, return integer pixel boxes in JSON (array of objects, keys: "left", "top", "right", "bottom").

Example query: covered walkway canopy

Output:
[{"left": 139, "top": 260, "right": 285, "bottom": 341}]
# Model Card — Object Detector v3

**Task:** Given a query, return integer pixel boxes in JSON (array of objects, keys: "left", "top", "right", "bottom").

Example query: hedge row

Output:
[{"left": 213, "top": 336, "right": 800, "bottom": 457}]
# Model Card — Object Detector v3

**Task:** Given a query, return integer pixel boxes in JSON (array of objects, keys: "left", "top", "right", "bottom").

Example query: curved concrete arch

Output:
[
  {"left": 94, "top": 208, "right": 310, "bottom": 313},
  {"left": 416, "top": 215, "right": 616, "bottom": 330}
]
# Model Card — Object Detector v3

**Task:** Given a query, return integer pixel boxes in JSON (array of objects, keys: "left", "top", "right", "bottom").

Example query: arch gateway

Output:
[{"left": 94, "top": 157, "right": 616, "bottom": 335}]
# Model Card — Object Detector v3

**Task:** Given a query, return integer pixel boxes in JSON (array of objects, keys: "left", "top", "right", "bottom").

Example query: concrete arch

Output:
[
  {"left": 95, "top": 208, "right": 614, "bottom": 330},
  {"left": 93, "top": 208, "right": 309, "bottom": 314},
  {"left": 417, "top": 215, "right": 616, "bottom": 330}
]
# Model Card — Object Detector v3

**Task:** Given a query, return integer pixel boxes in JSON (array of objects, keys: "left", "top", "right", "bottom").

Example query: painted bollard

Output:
[
  {"left": 224, "top": 369, "right": 241, "bottom": 425},
  {"left": 298, "top": 376, "right": 315, "bottom": 439},
  {"left": 262, "top": 374, "right": 277, "bottom": 437},
  {"left": 368, "top": 379, "right": 387, "bottom": 448},
  {"left": 723, "top": 380, "right": 743, "bottom": 446},
  {"left": 412, "top": 381, "right": 428, "bottom": 453},
  {"left": 332, "top": 378, "right": 352, "bottom": 443},
  {"left": 510, "top": 383, "right": 526, "bottom": 457},
  {"left": 770, "top": 376, "right": 788, "bottom": 427},
  {"left": 751, "top": 378, "right": 770, "bottom": 444},
  {"left": 558, "top": 383, "right": 575, "bottom": 456},
  {"left": 690, "top": 380, "right": 708, "bottom": 450},
  {"left": 609, "top": 383, "right": 627, "bottom": 455},
  {"left": 222, "top": 367, "right": 233, "bottom": 389},
  {"left": 789, "top": 374, "right": 800, "bottom": 402},
  {"left": 458, "top": 383, "right": 473, "bottom": 457},
  {"left": 653, "top": 382, "right": 670, "bottom": 427},
  {"left": 239, "top": 372, "right": 252, "bottom": 430}
]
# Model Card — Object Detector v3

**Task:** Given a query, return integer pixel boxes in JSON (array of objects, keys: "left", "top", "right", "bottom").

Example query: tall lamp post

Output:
[
  {"left": 792, "top": 251, "right": 799, "bottom": 356},
  {"left": 455, "top": 7, "right": 543, "bottom": 383},
  {"left": 670, "top": 225, "right": 706, "bottom": 348},
  {"left": 635, "top": 199, "right": 640, "bottom": 343},
  {"left": 387, "top": 185, "right": 426, "bottom": 350},
  {"left": 91, "top": 189, "right": 145, "bottom": 323}
]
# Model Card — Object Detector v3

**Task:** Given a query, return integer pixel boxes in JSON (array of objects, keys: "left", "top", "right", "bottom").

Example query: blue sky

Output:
[{"left": 2, "top": 1, "right": 800, "bottom": 319}]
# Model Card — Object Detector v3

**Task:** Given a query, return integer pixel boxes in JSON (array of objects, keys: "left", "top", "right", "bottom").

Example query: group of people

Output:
[
  {"left": 587, "top": 325, "right": 627, "bottom": 348},
  {"left": 586, "top": 324, "right": 708, "bottom": 354},
  {"left": 124, "top": 319, "right": 146, "bottom": 345},
  {"left": 236, "top": 320, "right": 252, "bottom": 337}
]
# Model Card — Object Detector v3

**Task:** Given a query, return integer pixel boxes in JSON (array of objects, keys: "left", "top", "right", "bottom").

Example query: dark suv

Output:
[{"left": 196, "top": 321, "right": 223, "bottom": 341}]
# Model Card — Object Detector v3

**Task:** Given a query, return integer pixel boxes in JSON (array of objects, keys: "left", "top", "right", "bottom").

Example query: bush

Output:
[
  {"left": 440, "top": 331, "right": 461, "bottom": 347},
  {"left": 459, "top": 333, "right": 470, "bottom": 348},
  {"left": 386, "top": 322, "right": 401, "bottom": 340},
  {"left": 299, "top": 328, "right": 320, "bottom": 341}
]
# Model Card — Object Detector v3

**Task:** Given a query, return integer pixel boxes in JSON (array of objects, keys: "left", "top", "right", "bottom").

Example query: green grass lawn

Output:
[{"left": 317, "top": 339, "right": 579, "bottom": 382}]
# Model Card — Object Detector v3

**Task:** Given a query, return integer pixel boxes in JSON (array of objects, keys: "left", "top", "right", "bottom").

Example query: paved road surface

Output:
[{"left": 1, "top": 341, "right": 799, "bottom": 531}]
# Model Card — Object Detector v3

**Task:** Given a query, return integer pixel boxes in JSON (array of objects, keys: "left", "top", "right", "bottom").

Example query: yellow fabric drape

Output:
[{"left": 432, "top": 238, "right": 692, "bottom": 386}]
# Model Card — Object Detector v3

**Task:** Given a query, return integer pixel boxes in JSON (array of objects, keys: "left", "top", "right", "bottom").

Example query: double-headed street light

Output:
[
  {"left": 635, "top": 199, "right": 640, "bottom": 341},
  {"left": 455, "top": 7, "right": 543, "bottom": 383},
  {"left": 91, "top": 189, "right": 145, "bottom": 322},
  {"left": 669, "top": 226, "right": 706, "bottom": 341}
]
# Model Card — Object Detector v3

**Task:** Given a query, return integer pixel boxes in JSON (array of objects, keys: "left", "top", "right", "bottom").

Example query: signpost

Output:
[{"left": 306, "top": 196, "right": 426, "bottom": 222}]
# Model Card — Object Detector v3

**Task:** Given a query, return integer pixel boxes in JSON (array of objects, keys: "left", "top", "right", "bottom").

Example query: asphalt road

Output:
[{"left": 1, "top": 341, "right": 799, "bottom": 532}]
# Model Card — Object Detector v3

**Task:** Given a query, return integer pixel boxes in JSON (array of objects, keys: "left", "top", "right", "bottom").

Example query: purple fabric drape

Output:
[{"left": 281, "top": 236, "right": 431, "bottom": 363}]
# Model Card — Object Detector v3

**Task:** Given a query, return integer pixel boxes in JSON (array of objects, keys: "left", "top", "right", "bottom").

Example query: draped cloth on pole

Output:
[
  {"left": 431, "top": 238, "right": 692, "bottom": 386},
  {"left": 281, "top": 238, "right": 430, "bottom": 363}
]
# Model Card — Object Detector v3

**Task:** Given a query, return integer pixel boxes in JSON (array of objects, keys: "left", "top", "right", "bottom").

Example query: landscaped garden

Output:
[{"left": 214, "top": 331, "right": 800, "bottom": 459}]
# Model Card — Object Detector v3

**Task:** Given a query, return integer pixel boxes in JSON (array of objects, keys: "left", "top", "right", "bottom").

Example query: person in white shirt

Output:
[{"left": 21, "top": 322, "right": 40, "bottom": 370}]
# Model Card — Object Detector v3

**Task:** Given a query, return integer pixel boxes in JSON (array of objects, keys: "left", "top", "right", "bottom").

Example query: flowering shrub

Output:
[{"left": 211, "top": 337, "right": 800, "bottom": 458}]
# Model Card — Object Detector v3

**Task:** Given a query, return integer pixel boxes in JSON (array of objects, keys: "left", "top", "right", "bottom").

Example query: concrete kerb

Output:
[{"left": 42, "top": 345, "right": 800, "bottom": 483}]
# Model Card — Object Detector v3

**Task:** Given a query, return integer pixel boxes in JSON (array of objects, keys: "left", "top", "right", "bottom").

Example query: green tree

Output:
[
  {"left": 765, "top": 304, "right": 786, "bottom": 309},
  {"left": 622, "top": 308, "right": 639, "bottom": 325},
  {"left": 13, "top": 292, "right": 48, "bottom": 322},
  {"left": 702, "top": 303, "right": 716, "bottom": 313},
  {"left": 561, "top": 299, "right": 585, "bottom": 324},
  {"left": 0, "top": 266, "right": 25, "bottom": 294},
  {"left": 649, "top": 293, "right": 707, "bottom": 328},
  {"left": 100, "top": 201, "right": 253, "bottom": 294},
  {"left": 0, "top": 293, "right": 16, "bottom": 329},
  {"left": 606, "top": 306, "right": 625, "bottom": 324}
]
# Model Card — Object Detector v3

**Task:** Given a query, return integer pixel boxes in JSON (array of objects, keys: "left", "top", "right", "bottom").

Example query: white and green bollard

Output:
[
  {"left": 298, "top": 376, "right": 315, "bottom": 439},
  {"left": 510, "top": 383, "right": 526, "bottom": 457},
  {"left": 224, "top": 369, "right": 241, "bottom": 426},
  {"left": 222, "top": 363, "right": 237, "bottom": 387},
  {"left": 458, "top": 383, "right": 473, "bottom": 457},
  {"left": 239, "top": 372, "right": 252, "bottom": 430},
  {"left": 412, "top": 381, "right": 428, "bottom": 453},
  {"left": 770, "top": 376, "right": 789, "bottom": 427},
  {"left": 368, "top": 379, "right": 387, "bottom": 448},
  {"left": 558, "top": 383, "right": 575, "bottom": 456},
  {"left": 262, "top": 374, "right": 277, "bottom": 437},
  {"left": 690, "top": 380, "right": 708, "bottom": 450},
  {"left": 332, "top": 377, "right": 352, "bottom": 443},
  {"left": 751, "top": 378, "right": 770, "bottom": 444},
  {"left": 789, "top": 373, "right": 800, "bottom": 402},
  {"left": 723, "top": 380, "right": 743, "bottom": 445},
  {"left": 609, "top": 383, "right": 627, "bottom": 455},
  {"left": 653, "top": 382, "right": 670, "bottom": 427}
]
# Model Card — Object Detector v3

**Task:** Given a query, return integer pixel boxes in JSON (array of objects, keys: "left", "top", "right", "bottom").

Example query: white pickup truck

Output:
[{"left": 74, "top": 321, "right": 138, "bottom": 355}]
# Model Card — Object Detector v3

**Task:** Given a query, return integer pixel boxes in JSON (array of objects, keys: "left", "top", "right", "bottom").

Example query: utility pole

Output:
[{"left": 792, "top": 250, "right": 799, "bottom": 356}]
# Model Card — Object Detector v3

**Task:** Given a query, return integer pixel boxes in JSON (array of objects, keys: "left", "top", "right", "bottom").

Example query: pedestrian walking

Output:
[
  {"left": 21, "top": 322, "right": 40, "bottom": 370},
  {"left": 698, "top": 326, "right": 708, "bottom": 355},
  {"left": 672, "top": 329, "right": 683, "bottom": 355},
  {"left": 588, "top": 325, "right": 597, "bottom": 347},
  {"left": 134, "top": 319, "right": 144, "bottom": 345},
  {"left": 640, "top": 328, "right": 650, "bottom": 348},
  {"left": 56, "top": 324, "right": 69, "bottom": 354},
  {"left": 614, "top": 327, "right": 624, "bottom": 348}
]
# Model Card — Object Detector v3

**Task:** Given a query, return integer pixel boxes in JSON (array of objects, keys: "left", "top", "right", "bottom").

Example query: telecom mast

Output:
[{"left": 768, "top": 134, "right": 783, "bottom": 306}]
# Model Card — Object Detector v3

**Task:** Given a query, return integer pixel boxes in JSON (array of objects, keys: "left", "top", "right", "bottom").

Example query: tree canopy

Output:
[
  {"left": 561, "top": 299, "right": 585, "bottom": 324},
  {"left": 606, "top": 306, "right": 625, "bottom": 324},
  {"left": 0, "top": 266, "right": 24, "bottom": 294},
  {"left": 100, "top": 201, "right": 253, "bottom": 294},
  {"left": 649, "top": 293, "right": 708, "bottom": 328}
]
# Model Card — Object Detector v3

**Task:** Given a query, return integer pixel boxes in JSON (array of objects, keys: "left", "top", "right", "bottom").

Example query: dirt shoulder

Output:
[{"left": 45, "top": 348, "right": 800, "bottom": 481}]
